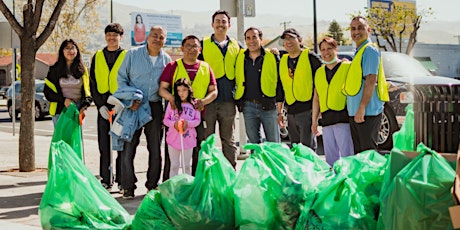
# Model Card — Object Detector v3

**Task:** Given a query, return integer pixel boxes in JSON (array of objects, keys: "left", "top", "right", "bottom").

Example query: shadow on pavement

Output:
[
  {"left": 0, "top": 207, "right": 39, "bottom": 220},
  {"left": 0, "top": 192, "right": 42, "bottom": 210},
  {"left": 0, "top": 181, "right": 47, "bottom": 190}
]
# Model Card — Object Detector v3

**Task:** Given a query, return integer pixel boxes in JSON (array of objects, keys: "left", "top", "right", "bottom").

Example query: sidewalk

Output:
[
  {"left": 0, "top": 130, "right": 164, "bottom": 228},
  {"left": 0, "top": 129, "right": 256, "bottom": 228}
]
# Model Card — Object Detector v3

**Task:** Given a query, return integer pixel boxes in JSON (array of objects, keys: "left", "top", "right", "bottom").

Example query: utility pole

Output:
[
  {"left": 454, "top": 35, "right": 460, "bottom": 45},
  {"left": 237, "top": 0, "right": 245, "bottom": 45},
  {"left": 313, "top": 0, "right": 318, "bottom": 53},
  {"left": 110, "top": 0, "right": 113, "bottom": 23},
  {"left": 280, "top": 21, "right": 291, "bottom": 30}
]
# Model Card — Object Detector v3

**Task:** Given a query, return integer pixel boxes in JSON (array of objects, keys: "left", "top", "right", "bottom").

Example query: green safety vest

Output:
[
  {"left": 202, "top": 36, "right": 239, "bottom": 80},
  {"left": 343, "top": 43, "right": 389, "bottom": 102},
  {"left": 315, "top": 62, "right": 350, "bottom": 113},
  {"left": 234, "top": 49, "right": 278, "bottom": 100},
  {"left": 45, "top": 68, "right": 91, "bottom": 115},
  {"left": 279, "top": 49, "right": 314, "bottom": 105},
  {"left": 172, "top": 59, "right": 211, "bottom": 99},
  {"left": 94, "top": 49, "right": 126, "bottom": 94}
]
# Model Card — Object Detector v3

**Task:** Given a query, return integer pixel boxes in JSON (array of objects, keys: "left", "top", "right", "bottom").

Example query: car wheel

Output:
[
  {"left": 34, "top": 103, "right": 43, "bottom": 120},
  {"left": 378, "top": 106, "right": 398, "bottom": 150},
  {"left": 8, "top": 104, "right": 18, "bottom": 119}
]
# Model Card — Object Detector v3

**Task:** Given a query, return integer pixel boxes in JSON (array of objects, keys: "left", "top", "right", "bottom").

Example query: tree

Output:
[
  {"left": 364, "top": 4, "right": 432, "bottom": 54},
  {"left": 327, "top": 20, "right": 346, "bottom": 45},
  {"left": 39, "top": 0, "right": 104, "bottom": 53},
  {"left": 0, "top": 0, "right": 66, "bottom": 171}
]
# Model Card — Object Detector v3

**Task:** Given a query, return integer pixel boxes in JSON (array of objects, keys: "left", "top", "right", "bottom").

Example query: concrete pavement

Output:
[{"left": 0, "top": 128, "right": 253, "bottom": 229}]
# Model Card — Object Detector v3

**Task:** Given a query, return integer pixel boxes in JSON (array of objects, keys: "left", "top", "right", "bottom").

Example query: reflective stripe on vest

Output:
[
  {"left": 202, "top": 37, "right": 239, "bottom": 80},
  {"left": 315, "top": 62, "right": 350, "bottom": 113},
  {"left": 45, "top": 69, "right": 91, "bottom": 116},
  {"left": 279, "top": 49, "right": 313, "bottom": 105},
  {"left": 45, "top": 78, "right": 58, "bottom": 116},
  {"left": 343, "top": 43, "right": 389, "bottom": 102},
  {"left": 95, "top": 49, "right": 126, "bottom": 94},
  {"left": 234, "top": 49, "right": 278, "bottom": 100},
  {"left": 173, "top": 59, "right": 211, "bottom": 99}
]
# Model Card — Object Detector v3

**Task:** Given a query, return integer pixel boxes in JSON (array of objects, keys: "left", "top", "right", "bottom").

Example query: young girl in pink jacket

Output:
[{"left": 163, "top": 78, "right": 201, "bottom": 178}]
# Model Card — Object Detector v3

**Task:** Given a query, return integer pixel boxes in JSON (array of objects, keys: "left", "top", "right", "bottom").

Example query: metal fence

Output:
[{"left": 413, "top": 85, "right": 460, "bottom": 153}]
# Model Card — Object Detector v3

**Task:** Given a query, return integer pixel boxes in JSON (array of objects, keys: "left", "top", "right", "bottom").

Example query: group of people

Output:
[{"left": 43, "top": 10, "right": 388, "bottom": 199}]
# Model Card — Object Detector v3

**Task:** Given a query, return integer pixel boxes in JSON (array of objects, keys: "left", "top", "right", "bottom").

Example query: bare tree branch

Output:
[
  {"left": 36, "top": 0, "right": 66, "bottom": 49},
  {"left": 32, "top": 0, "right": 45, "bottom": 32}
]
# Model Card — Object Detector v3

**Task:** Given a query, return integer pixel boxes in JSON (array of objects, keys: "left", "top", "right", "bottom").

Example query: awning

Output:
[
  {"left": 418, "top": 60, "right": 438, "bottom": 71},
  {"left": 414, "top": 57, "right": 438, "bottom": 71}
]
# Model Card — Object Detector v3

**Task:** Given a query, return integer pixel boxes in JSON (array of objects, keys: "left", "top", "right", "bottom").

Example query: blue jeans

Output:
[
  {"left": 287, "top": 109, "right": 316, "bottom": 150},
  {"left": 242, "top": 101, "right": 280, "bottom": 144}
]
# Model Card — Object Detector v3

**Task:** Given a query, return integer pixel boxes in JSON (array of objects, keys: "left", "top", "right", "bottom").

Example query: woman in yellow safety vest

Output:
[
  {"left": 44, "top": 39, "right": 91, "bottom": 126},
  {"left": 312, "top": 37, "right": 354, "bottom": 166}
]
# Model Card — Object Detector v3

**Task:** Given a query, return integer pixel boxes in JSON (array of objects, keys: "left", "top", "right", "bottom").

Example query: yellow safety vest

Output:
[
  {"left": 343, "top": 43, "right": 389, "bottom": 102},
  {"left": 45, "top": 68, "right": 91, "bottom": 116},
  {"left": 202, "top": 36, "right": 239, "bottom": 80},
  {"left": 315, "top": 62, "right": 351, "bottom": 113},
  {"left": 234, "top": 49, "right": 278, "bottom": 100},
  {"left": 172, "top": 59, "right": 211, "bottom": 99},
  {"left": 279, "top": 49, "right": 314, "bottom": 105},
  {"left": 94, "top": 49, "right": 126, "bottom": 94}
]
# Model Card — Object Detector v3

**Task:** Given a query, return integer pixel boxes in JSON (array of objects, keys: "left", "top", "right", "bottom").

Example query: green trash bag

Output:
[
  {"left": 160, "top": 134, "right": 236, "bottom": 229},
  {"left": 234, "top": 142, "right": 328, "bottom": 229},
  {"left": 377, "top": 143, "right": 456, "bottom": 230},
  {"left": 131, "top": 190, "right": 176, "bottom": 230},
  {"left": 333, "top": 150, "right": 388, "bottom": 219},
  {"left": 39, "top": 141, "right": 132, "bottom": 229},
  {"left": 392, "top": 104, "right": 415, "bottom": 151},
  {"left": 291, "top": 143, "right": 331, "bottom": 173},
  {"left": 51, "top": 103, "right": 83, "bottom": 160},
  {"left": 301, "top": 176, "right": 377, "bottom": 230}
]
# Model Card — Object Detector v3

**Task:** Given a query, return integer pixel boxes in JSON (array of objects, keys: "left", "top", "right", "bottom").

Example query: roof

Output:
[
  {"left": 0, "top": 56, "right": 12, "bottom": 67},
  {"left": 0, "top": 53, "right": 57, "bottom": 67},
  {"left": 35, "top": 53, "right": 57, "bottom": 65}
]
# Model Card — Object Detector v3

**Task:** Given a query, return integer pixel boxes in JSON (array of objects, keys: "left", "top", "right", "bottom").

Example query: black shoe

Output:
[
  {"left": 118, "top": 184, "right": 123, "bottom": 194},
  {"left": 101, "top": 183, "right": 112, "bottom": 191},
  {"left": 122, "top": 189, "right": 135, "bottom": 199}
]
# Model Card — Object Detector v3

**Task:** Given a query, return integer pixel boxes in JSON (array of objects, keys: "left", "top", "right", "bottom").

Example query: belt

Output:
[{"left": 245, "top": 99, "right": 262, "bottom": 104}]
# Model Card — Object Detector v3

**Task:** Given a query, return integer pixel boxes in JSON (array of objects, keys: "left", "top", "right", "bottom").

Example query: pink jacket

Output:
[{"left": 163, "top": 102, "right": 201, "bottom": 150}]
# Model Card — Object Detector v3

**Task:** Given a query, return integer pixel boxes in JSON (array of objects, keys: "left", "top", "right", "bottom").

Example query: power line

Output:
[{"left": 280, "top": 21, "right": 291, "bottom": 30}]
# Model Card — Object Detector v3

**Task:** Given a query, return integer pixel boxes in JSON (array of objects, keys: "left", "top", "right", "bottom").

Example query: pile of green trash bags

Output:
[
  {"left": 296, "top": 150, "right": 387, "bottom": 229},
  {"left": 132, "top": 134, "right": 237, "bottom": 229},
  {"left": 377, "top": 144, "right": 456, "bottom": 229},
  {"left": 39, "top": 103, "right": 132, "bottom": 229},
  {"left": 392, "top": 104, "right": 415, "bottom": 151}
]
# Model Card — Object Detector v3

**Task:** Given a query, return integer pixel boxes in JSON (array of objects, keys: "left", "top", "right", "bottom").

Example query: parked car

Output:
[
  {"left": 338, "top": 51, "right": 460, "bottom": 150},
  {"left": 0, "top": 86, "right": 9, "bottom": 99},
  {"left": 6, "top": 80, "right": 50, "bottom": 120}
]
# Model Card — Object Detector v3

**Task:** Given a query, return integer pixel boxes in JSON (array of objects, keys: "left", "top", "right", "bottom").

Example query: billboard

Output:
[{"left": 131, "top": 12, "right": 182, "bottom": 47}]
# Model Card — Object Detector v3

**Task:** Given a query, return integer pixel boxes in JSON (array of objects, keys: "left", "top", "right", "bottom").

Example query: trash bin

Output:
[{"left": 413, "top": 85, "right": 460, "bottom": 153}]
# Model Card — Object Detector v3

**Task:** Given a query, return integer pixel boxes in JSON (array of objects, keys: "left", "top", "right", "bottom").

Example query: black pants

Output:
[
  {"left": 162, "top": 127, "right": 170, "bottom": 182},
  {"left": 349, "top": 113, "right": 382, "bottom": 154},
  {"left": 192, "top": 120, "right": 205, "bottom": 176},
  {"left": 97, "top": 113, "right": 121, "bottom": 186},
  {"left": 120, "top": 101, "right": 163, "bottom": 190}
]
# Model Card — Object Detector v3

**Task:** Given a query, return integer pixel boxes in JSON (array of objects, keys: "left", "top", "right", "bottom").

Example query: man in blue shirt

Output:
[
  {"left": 117, "top": 26, "right": 171, "bottom": 199},
  {"left": 346, "top": 16, "right": 384, "bottom": 154}
]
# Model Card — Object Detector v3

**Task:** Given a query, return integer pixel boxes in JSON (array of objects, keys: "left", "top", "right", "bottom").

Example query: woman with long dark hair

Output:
[{"left": 44, "top": 39, "right": 92, "bottom": 126}]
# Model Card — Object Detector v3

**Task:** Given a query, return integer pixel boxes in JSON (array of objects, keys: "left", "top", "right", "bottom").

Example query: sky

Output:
[{"left": 114, "top": 0, "right": 459, "bottom": 22}]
